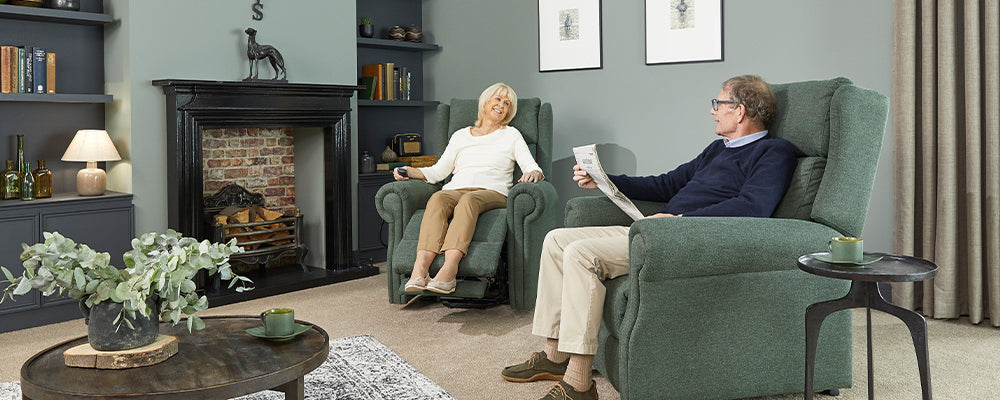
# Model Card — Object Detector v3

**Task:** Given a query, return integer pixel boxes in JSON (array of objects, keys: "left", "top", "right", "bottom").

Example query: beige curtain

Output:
[{"left": 893, "top": 0, "right": 1000, "bottom": 325}]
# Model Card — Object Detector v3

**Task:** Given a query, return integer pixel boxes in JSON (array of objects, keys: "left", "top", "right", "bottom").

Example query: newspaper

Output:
[{"left": 572, "top": 144, "right": 644, "bottom": 221}]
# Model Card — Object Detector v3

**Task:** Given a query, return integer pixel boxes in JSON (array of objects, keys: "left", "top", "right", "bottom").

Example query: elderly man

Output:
[{"left": 502, "top": 75, "right": 798, "bottom": 400}]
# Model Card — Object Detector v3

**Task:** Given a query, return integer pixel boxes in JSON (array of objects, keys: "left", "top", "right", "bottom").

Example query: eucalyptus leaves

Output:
[{"left": 0, "top": 230, "right": 253, "bottom": 332}]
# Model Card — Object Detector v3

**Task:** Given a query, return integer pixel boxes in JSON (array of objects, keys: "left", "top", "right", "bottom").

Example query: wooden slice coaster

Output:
[{"left": 63, "top": 334, "right": 178, "bottom": 369}]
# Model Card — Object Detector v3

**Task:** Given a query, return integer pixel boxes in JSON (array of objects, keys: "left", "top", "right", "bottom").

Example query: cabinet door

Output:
[
  {"left": 358, "top": 174, "right": 395, "bottom": 262},
  {"left": 0, "top": 214, "right": 40, "bottom": 314}
]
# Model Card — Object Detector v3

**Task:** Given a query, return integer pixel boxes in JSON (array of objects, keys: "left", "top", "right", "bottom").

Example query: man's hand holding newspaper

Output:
[{"left": 572, "top": 144, "right": 645, "bottom": 221}]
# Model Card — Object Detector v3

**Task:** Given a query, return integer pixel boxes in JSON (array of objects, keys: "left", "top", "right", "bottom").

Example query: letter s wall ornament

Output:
[{"left": 251, "top": 0, "right": 263, "bottom": 21}]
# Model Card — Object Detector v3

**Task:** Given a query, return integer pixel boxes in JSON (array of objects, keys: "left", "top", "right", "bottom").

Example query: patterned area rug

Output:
[{"left": 1, "top": 334, "right": 455, "bottom": 400}]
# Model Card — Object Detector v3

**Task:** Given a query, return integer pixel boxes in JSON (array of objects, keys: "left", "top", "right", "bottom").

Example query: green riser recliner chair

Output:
[
  {"left": 375, "top": 97, "right": 557, "bottom": 309},
  {"left": 565, "top": 78, "right": 888, "bottom": 399}
]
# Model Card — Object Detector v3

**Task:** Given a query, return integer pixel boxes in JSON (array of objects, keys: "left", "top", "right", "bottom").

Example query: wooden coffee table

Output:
[{"left": 20, "top": 315, "right": 329, "bottom": 400}]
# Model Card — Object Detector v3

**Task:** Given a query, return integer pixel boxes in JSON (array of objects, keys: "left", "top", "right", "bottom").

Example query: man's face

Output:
[{"left": 711, "top": 89, "right": 740, "bottom": 139}]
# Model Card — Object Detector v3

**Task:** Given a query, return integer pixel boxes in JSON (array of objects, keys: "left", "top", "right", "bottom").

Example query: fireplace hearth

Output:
[{"left": 154, "top": 79, "right": 376, "bottom": 304}]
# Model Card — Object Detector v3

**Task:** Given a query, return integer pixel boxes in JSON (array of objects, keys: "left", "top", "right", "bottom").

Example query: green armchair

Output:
[
  {"left": 375, "top": 98, "right": 557, "bottom": 309},
  {"left": 566, "top": 78, "right": 888, "bottom": 399}
]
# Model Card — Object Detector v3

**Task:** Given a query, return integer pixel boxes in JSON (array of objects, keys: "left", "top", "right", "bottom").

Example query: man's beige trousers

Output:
[{"left": 532, "top": 225, "right": 631, "bottom": 355}]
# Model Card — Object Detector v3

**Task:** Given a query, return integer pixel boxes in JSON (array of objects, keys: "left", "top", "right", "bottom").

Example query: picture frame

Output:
[
  {"left": 645, "top": 0, "right": 723, "bottom": 65},
  {"left": 538, "top": 0, "right": 603, "bottom": 72}
]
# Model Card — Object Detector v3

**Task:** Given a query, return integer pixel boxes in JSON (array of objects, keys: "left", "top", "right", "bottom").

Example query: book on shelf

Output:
[
  {"left": 24, "top": 47, "right": 33, "bottom": 93},
  {"left": 396, "top": 155, "right": 437, "bottom": 167},
  {"left": 375, "top": 161, "right": 409, "bottom": 171},
  {"left": 382, "top": 62, "right": 394, "bottom": 100},
  {"left": 361, "top": 64, "right": 383, "bottom": 100},
  {"left": 45, "top": 52, "right": 55, "bottom": 94},
  {"left": 17, "top": 47, "right": 26, "bottom": 93},
  {"left": 31, "top": 47, "right": 45, "bottom": 94},
  {"left": 0, "top": 45, "right": 13, "bottom": 93},
  {"left": 358, "top": 76, "right": 375, "bottom": 100}
]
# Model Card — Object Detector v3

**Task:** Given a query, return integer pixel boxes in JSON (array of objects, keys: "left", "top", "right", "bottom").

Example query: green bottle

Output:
[
  {"left": 32, "top": 160, "right": 51, "bottom": 198},
  {"left": 1, "top": 160, "right": 19, "bottom": 200},
  {"left": 20, "top": 161, "right": 35, "bottom": 200}
]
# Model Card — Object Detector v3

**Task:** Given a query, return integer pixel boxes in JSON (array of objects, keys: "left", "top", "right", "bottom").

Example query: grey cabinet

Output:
[
  {"left": 357, "top": 173, "right": 395, "bottom": 263},
  {"left": 0, "top": 192, "right": 134, "bottom": 333}
]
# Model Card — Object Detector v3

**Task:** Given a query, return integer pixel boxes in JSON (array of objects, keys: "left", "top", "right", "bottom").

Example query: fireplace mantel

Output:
[{"left": 153, "top": 79, "right": 366, "bottom": 276}]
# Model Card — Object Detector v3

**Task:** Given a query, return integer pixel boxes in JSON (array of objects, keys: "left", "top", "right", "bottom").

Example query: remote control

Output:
[{"left": 397, "top": 167, "right": 408, "bottom": 177}]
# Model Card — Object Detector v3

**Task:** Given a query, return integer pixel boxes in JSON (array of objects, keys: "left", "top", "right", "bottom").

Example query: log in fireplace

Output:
[{"left": 154, "top": 79, "right": 377, "bottom": 304}]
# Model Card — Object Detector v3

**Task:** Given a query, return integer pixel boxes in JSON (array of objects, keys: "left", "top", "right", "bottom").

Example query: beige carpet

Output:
[{"left": 1, "top": 269, "right": 998, "bottom": 399}]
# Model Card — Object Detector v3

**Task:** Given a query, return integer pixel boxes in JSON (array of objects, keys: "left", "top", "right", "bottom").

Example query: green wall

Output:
[
  {"left": 424, "top": 0, "right": 896, "bottom": 251},
  {"left": 104, "top": 0, "right": 357, "bottom": 265}
]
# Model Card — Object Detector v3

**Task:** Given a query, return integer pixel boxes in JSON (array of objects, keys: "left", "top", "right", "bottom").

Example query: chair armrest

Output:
[
  {"left": 564, "top": 196, "right": 664, "bottom": 227},
  {"left": 506, "top": 180, "right": 559, "bottom": 310},
  {"left": 374, "top": 180, "right": 441, "bottom": 224},
  {"left": 627, "top": 217, "right": 842, "bottom": 281}
]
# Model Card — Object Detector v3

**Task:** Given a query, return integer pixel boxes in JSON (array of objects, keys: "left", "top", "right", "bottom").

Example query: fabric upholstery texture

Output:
[
  {"left": 564, "top": 78, "right": 888, "bottom": 399},
  {"left": 375, "top": 98, "right": 557, "bottom": 309}
]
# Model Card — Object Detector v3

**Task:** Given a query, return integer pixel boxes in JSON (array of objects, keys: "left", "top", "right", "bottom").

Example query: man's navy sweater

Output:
[{"left": 609, "top": 136, "right": 797, "bottom": 217}]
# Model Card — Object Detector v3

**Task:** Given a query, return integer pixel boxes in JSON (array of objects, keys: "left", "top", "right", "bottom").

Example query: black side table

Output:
[{"left": 798, "top": 252, "right": 937, "bottom": 400}]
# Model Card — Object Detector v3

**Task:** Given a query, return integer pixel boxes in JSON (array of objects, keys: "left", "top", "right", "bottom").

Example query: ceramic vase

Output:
[
  {"left": 388, "top": 26, "right": 405, "bottom": 41},
  {"left": 405, "top": 25, "right": 423, "bottom": 42},
  {"left": 80, "top": 297, "right": 160, "bottom": 351},
  {"left": 359, "top": 24, "right": 374, "bottom": 38},
  {"left": 381, "top": 146, "right": 398, "bottom": 163}
]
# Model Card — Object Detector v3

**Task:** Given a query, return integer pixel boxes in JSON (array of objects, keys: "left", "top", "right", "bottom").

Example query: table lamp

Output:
[{"left": 61, "top": 129, "right": 121, "bottom": 196}]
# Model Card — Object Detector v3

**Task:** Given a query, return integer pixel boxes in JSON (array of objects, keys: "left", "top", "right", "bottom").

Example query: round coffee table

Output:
[
  {"left": 20, "top": 315, "right": 329, "bottom": 400},
  {"left": 798, "top": 252, "right": 937, "bottom": 400}
]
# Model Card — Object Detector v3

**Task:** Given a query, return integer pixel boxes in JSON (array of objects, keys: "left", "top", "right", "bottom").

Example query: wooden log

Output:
[{"left": 63, "top": 334, "right": 178, "bottom": 369}]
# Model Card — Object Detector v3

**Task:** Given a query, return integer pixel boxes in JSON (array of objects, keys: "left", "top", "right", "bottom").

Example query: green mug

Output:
[
  {"left": 260, "top": 308, "right": 295, "bottom": 336},
  {"left": 828, "top": 236, "right": 863, "bottom": 263}
]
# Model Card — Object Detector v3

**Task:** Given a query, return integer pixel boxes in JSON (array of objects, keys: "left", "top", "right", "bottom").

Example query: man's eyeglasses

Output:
[{"left": 712, "top": 99, "right": 737, "bottom": 111}]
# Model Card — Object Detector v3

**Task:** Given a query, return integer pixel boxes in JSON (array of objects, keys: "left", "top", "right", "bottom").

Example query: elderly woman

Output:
[{"left": 393, "top": 83, "right": 544, "bottom": 295}]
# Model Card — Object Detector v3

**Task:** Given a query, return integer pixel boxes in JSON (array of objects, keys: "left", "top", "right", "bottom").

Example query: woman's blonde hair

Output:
[{"left": 475, "top": 82, "right": 518, "bottom": 127}]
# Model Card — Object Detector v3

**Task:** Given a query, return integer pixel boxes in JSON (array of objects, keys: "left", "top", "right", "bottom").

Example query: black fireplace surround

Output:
[{"left": 153, "top": 79, "right": 377, "bottom": 303}]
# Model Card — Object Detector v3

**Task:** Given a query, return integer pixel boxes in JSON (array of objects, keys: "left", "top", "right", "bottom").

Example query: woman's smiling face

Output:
[{"left": 482, "top": 90, "right": 511, "bottom": 123}]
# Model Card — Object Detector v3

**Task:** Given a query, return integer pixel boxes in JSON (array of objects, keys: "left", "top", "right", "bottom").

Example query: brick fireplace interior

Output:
[{"left": 155, "top": 79, "right": 378, "bottom": 305}]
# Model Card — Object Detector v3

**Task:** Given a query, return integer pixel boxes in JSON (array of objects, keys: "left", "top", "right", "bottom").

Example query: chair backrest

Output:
[
  {"left": 768, "top": 78, "right": 889, "bottom": 237},
  {"left": 432, "top": 98, "right": 554, "bottom": 178}
]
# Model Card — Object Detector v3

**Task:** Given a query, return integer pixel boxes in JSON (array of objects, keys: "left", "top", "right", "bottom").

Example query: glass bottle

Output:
[
  {"left": 1, "top": 161, "right": 18, "bottom": 200},
  {"left": 15, "top": 134, "right": 24, "bottom": 178},
  {"left": 360, "top": 150, "right": 376, "bottom": 174},
  {"left": 32, "top": 160, "right": 51, "bottom": 198},
  {"left": 20, "top": 161, "right": 35, "bottom": 200}
]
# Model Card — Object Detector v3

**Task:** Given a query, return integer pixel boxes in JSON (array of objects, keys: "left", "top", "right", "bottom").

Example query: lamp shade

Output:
[{"left": 61, "top": 129, "right": 122, "bottom": 162}]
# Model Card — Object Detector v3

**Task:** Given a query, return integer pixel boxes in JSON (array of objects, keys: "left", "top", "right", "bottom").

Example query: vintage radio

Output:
[{"left": 392, "top": 133, "right": 422, "bottom": 157}]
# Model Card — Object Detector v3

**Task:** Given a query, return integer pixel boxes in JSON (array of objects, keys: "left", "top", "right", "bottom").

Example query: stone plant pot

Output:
[
  {"left": 359, "top": 24, "right": 374, "bottom": 38},
  {"left": 80, "top": 297, "right": 160, "bottom": 351}
]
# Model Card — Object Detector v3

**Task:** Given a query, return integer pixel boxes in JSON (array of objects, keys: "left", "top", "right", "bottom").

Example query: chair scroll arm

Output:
[
  {"left": 564, "top": 196, "right": 665, "bottom": 228},
  {"left": 626, "top": 216, "right": 843, "bottom": 282},
  {"left": 505, "top": 180, "right": 558, "bottom": 310}
]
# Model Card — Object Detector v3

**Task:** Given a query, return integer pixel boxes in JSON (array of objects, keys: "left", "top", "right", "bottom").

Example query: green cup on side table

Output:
[
  {"left": 260, "top": 308, "right": 295, "bottom": 336},
  {"left": 828, "top": 236, "right": 864, "bottom": 263}
]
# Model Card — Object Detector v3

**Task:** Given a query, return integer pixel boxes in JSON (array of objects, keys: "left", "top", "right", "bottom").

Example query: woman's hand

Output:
[
  {"left": 572, "top": 165, "right": 597, "bottom": 189},
  {"left": 394, "top": 167, "right": 425, "bottom": 181},
  {"left": 518, "top": 170, "right": 544, "bottom": 183}
]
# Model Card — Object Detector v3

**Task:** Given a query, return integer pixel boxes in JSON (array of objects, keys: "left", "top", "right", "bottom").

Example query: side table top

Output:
[
  {"left": 20, "top": 315, "right": 329, "bottom": 400},
  {"left": 798, "top": 252, "right": 938, "bottom": 282}
]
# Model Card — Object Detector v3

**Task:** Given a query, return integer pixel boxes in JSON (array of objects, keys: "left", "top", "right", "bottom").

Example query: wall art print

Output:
[
  {"left": 645, "top": 0, "right": 723, "bottom": 65},
  {"left": 538, "top": 0, "right": 602, "bottom": 72}
]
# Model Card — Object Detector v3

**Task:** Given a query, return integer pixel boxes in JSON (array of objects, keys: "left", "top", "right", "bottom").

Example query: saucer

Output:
[
  {"left": 245, "top": 323, "right": 312, "bottom": 341},
  {"left": 812, "top": 252, "right": 883, "bottom": 266}
]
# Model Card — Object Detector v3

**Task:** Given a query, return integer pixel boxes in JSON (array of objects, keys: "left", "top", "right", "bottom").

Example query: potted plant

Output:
[
  {"left": 0, "top": 230, "right": 253, "bottom": 351},
  {"left": 359, "top": 16, "right": 374, "bottom": 38}
]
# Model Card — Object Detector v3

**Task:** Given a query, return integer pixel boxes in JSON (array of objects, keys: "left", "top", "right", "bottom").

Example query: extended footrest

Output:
[{"left": 398, "top": 278, "right": 488, "bottom": 299}]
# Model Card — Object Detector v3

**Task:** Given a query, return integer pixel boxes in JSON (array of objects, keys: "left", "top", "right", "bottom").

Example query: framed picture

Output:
[
  {"left": 538, "top": 0, "right": 603, "bottom": 72},
  {"left": 645, "top": 0, "right": 723, "bottom": 65}
]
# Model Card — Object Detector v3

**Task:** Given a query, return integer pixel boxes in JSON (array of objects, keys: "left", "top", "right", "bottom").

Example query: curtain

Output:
[{"left": 893, "top": 0, "right": 1000, "bottom": 325}]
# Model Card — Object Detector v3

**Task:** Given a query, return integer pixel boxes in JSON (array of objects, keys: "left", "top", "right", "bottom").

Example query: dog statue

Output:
[{"left": 244, "top": 28, "right": 287, "bottom": 81}]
